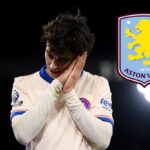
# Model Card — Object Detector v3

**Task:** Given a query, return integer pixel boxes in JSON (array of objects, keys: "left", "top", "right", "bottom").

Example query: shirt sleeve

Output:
[
  {"left": 10, "top": 77, "right": 63, "bottom": 145},
  {"left": 91, "top": 75, "right": 114, "bottom": 126},
  {"left": 63, "top": 76, "right": 113, "bottom": 149},
  {"left": 10, "top": 77, "right": 32, "bottom": 120}
]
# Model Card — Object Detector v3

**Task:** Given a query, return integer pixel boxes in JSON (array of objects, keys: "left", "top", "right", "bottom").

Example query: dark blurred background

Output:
[{"left": 1, "top": 1, "right": 150, "bottom": 149}]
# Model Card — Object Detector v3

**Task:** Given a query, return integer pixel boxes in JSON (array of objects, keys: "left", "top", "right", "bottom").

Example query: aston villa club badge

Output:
[{"left": 117, "top": 14, "right": 150, "bottom": 87}]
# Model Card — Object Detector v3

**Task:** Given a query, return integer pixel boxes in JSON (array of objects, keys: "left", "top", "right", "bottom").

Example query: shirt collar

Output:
[
  {"left": 39, "top": 65, "right": 84, "bottom": 84},
  {"left": 39, "top": 65, "right": 54, "bottom": 83}
]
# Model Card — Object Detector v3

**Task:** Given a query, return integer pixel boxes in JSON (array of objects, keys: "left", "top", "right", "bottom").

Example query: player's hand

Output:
[
  {"left": 63, "top": 51, "right": 87, "bottom": 94},
  {"left": 57, "top": 58, "right": 77, "bottom": 85}
]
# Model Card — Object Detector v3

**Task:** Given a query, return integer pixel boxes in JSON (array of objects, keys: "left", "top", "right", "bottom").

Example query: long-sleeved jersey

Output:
[{"left": 10, "top": 66, "right": 114, "bottom": 150}]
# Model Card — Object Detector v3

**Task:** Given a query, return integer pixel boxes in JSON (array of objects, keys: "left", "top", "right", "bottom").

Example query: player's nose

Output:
[{"left": 49, "top": 60, "right": 59, "bottom": 72}]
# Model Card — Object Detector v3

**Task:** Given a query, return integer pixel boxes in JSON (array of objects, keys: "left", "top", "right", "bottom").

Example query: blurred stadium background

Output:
[{"left": 1, "top": 1, "right": 150, "bottom": 149}]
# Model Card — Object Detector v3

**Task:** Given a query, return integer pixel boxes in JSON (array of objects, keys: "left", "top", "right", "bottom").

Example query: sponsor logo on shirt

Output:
[
  {"left": 80, "top": 98, "right": 91, "bottom": 110},
  {"left": 100, "top": 99, "right": 112, "bottom": 111}
]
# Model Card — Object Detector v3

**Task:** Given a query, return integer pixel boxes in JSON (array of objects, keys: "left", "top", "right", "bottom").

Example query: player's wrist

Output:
[
  {"left": 52, "top": 79, "right": 63, "bottom": 95},
  {"left": 63, "top": 88, "right": 74, "bottom": 94}
]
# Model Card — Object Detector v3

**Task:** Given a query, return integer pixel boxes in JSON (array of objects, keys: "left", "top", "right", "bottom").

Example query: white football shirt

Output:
[{"left": 10, "top": 66, "right": 114, "bottom": 150}]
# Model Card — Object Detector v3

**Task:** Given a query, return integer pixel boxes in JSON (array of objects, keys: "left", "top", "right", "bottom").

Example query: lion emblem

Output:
[{"left": 125, "top": 19, "right": 150, "bottom": 65}]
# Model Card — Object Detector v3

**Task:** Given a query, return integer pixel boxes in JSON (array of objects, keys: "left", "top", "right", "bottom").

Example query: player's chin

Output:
[{"left": 50, "top": 70, "right": 62, "bottom": 77}]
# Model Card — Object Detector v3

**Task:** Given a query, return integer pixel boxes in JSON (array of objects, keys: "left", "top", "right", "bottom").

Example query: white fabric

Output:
[
  {"left": 10, "top": 70, "right": 114, "bottom": 150},
  {"left": 11, "top": 79, "right": 62, "bottom": 145},
  {"left": 63, "top": 90, "right": 113, "bottom": 149}
]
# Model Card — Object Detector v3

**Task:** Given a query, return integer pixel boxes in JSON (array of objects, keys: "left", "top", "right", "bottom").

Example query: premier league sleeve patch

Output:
[{"left": 11, "top": 89, "right": 23, "bottom": 107}]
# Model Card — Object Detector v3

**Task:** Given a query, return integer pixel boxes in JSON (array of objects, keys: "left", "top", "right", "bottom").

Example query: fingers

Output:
[
  {"left": 57, "top": 58, "right": 77, "bottom": 85},
  {"left": 68, "top": 51, "right": 87, "bottom": 80},
  {"left": 57, "top": 51, "right": 87, "bottom": 86},
  {"left": 63, "top": 58, "right": 77, "bottom": 74},
  {"left": 81, "top": 51, "right": 88, "bottom": 65},
  {"left": 74, "top": 51, "right": 87, "bottom": 71},
  {"left": 62, "top": 51, "right": 88, "bottom": 93}
]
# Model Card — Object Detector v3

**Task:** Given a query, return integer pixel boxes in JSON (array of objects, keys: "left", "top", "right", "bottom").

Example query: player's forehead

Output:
[{"left": 46, "top": 42, "right": 74, "bottom": 59}]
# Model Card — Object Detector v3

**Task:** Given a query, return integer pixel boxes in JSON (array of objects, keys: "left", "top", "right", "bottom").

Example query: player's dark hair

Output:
[{"left": 40, "top": 9, "right": 95, "bottom": 56}]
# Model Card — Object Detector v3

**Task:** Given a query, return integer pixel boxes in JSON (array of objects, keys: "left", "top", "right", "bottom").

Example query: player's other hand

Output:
[{"left": 63, "top": 51, "right": 87, "bottom": 94}]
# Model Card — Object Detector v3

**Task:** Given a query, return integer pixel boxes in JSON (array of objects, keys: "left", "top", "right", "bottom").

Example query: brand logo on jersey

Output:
[
  {"left": 100, "top": 99, "right": 112, "bottom": 111},
  {"left": 80, "top": 98, "right": 91, "bottom": 110},
  {"left": 11, "top": 90, "right": 23, "bottom": 107},
  {"left": 118, "top": 14, "right": 150, "bottom": 87}
]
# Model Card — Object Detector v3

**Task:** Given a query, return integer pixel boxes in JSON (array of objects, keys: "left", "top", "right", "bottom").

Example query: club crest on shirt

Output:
[
  {"left": 100, "top": 99, "right": 112, "bottom": 111},
  {"left": 11, "top": 89, "right": 23, "bottom": 107},
  {"left": 80, "top": 98, "right": 91, "bottom": 110}
]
